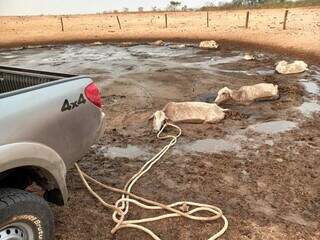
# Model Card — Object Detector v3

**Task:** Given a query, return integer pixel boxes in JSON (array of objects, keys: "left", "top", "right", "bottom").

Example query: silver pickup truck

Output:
[{"left": 0, "top": 66, "right": 105, "bottom": 240}]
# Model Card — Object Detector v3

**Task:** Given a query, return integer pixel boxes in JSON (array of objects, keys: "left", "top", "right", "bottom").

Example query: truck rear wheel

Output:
[{"left": 0, "top": 188, "right": 54, "bottom": 240}]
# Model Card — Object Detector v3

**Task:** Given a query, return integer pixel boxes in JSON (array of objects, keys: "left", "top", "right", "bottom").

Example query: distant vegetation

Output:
[
  {"left": 201, "top": 0, "right": 320, "bottom": 10},
  {"left": 104, "top": 0, "right": 319, "bottom": 13},
  {"left": 167, "top": 1, "right": 181, "bottom": 11}
]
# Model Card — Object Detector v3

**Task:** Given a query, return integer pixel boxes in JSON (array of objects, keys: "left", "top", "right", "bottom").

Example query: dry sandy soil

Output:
[{"left": 0, "top": 7, "right": 320, "bottom": 62}]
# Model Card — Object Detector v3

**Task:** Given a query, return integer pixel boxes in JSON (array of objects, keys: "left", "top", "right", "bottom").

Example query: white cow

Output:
[
  {"left": 243, "top": 54, "right": 255, "bottom": 61},
  {"left": 152, "top": 40, "right": 165, "bottom": 46},
  {"left": 275, "top": 60, "right": 308, "bottom": 74},
  {"left": 151, "top": 102, "right": 227, "bottom": 132},
  {"left": 215, "top": 83, "right": 279, "bottom": 105},
  {"left": 199, "top": 40, "right": 219, "bottom": 49}
]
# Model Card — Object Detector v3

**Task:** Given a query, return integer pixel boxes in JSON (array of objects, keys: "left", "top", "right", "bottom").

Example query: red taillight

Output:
[{"left": 85, "top": 82, "right": 102, "bottom": 108}]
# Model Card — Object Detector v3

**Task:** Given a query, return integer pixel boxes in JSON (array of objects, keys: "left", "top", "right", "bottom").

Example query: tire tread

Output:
[
  {"left": 0, "top": 188, "right": 45, "bottom": 210},
  {"left": 0, "top": 188, "right": 54, "bottom": 240}
]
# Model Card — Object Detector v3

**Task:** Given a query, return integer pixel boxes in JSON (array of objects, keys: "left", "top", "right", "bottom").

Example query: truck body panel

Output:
[{"left": 0, "top": 65, "right": 105, "bottom": 203}]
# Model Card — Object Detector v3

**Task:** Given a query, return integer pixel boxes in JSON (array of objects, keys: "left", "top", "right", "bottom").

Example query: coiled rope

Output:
[{"left": 75, "top": 123, "right": 228, "bottom": 239}]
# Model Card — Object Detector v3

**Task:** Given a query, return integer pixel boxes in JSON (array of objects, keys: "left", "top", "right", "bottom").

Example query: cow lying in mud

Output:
[
  {"left": 151, "top": 40, "right": 165, "bottom": 46},
  {"left": 151, "top": 102, "right": 227, "bottom": 132},
  {"left": 243, "top": 54, "right": 255, "bottom": 61},
  {"left": 214, "top": 83, "right": 279, "bottom": 105},
  {"left": 275, "top": 60, "right": 308, "bottom": 74},
  {"left": 199, "top": 40, "right": 219, "bottom": 49}
]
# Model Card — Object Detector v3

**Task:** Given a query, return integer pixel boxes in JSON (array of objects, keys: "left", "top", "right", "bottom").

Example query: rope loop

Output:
[{"left": 75, "top": 123, "right": 228, "bottom": 239}]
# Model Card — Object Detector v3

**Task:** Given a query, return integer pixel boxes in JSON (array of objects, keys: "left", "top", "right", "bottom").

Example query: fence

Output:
[
  {"left": 54, "top": 9, "right": 291, "bottom": 31},
  {"left": 0, "top": 9, "right": 310, "bottom": 35}
]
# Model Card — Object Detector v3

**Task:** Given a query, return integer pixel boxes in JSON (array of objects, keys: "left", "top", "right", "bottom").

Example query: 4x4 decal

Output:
[{"left": 61, "top": 94, "right": 86, "bottom": 112}]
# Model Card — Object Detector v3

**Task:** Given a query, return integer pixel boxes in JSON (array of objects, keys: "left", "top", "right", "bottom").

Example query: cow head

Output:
[
  {"left": 214, "top": 87, "right": 233, "bottom": 104},
  {"left": 150, "top": 110, "right": 167, "bottom": 132}
]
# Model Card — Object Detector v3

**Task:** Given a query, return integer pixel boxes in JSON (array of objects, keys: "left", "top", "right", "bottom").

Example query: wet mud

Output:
[{"left": 1, "top": 43, "right": 320, "bottom": 239}]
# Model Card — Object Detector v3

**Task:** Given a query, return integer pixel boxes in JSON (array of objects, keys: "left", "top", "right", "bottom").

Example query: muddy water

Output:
[
  {"left": 300, "top": 80, "right": 320, "bottom": 95},
  {"left": 248, "top": 120, "right": 298, "bottom": 134},
  {"left": 298, "top": 102, "right": 320, "bottom": 116},
  {"left": 100, "top": 145, "right": 150, "bottom": 160},
  {"left": 1, "top": 43, "right": 320, "bottom": 153},
  {"left": 175, "top": 138, "right": 241, "bottom": 154}
]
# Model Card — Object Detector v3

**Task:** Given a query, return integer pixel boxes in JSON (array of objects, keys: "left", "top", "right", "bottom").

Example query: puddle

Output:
[
  {"left": 0, "top": 44, "right": 251, "bottom": 80},
  {"left": 176, "top": 139, "right": 241, "bottom": 154},
  {"left": 300, "top": 81, "right": 320, "bottom": 95},
  {"left": 248, "top": 120, "right": 298, "bottom": 134},
  {"left": 298, "top": 102, "right": 320, "bottom": 116},
  {"left": 100, "top": 145, "right": 149, "bottom": 159},
  {"left": 256, "top": 69, "right": 275, "bottom": 75}
]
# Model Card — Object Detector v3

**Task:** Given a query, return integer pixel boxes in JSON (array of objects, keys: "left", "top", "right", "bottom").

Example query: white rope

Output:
[{"left": 75, "top": 123, "right": 228, "bottom": 239}]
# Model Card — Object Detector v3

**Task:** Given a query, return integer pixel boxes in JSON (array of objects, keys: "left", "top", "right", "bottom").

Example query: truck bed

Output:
[{"left": 0, "top": 65, "right": 77, "bottom": 96}]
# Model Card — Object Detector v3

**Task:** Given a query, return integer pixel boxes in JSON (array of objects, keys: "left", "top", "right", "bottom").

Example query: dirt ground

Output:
[
  {"left": 1, "top": 42, "right": 316, "bottom": 239},
  {"left": 0, "top": 7, "right": 320, "bottom": 62}
]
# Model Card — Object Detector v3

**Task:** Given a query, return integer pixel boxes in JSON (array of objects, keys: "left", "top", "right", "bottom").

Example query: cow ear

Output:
[{"left": 148, "top": 113, "right": 154, "bottom": 121}]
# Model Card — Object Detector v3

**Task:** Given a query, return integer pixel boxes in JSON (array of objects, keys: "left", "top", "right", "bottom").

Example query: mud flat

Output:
[
  {"left": 1, "top": 7, "right": 320, "bottom": 62},
  {"left": 1, "top": 43, "right": 320, "bottom": 239}
]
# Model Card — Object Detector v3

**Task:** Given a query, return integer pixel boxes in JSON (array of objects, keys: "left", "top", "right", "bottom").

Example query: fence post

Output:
[
  {"left": 116, "top": 16, "right": 122, "bottom": 30},
  {"left": 165, "top": 13, "right": 168, "bottom": 28},
  {"left": 283, "top": 10, "right": 289, "bottom": 30},
  {"left": 60, "top": 17, "right": 64, "bottom": 32},
  {"left": 245, "top": 11, "right": 249, "bottom": 29},
  {"left": 207, "top": 11, "right": 209, "bottom": 27}
]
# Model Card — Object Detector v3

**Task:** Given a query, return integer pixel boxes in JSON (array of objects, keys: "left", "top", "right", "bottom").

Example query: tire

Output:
[{"left": 0, "top": 188, "right": 54, "bottom": 240}]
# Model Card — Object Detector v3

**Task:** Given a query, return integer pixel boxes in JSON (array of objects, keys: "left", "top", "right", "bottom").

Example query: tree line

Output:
[
  {"left": 201, "top": 0, "right": 320, "bottom": 10},
  {"left": 102, "top": 0, "right": 319, "bottom": 13}
]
